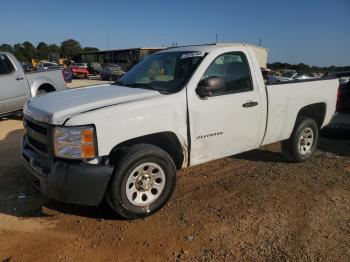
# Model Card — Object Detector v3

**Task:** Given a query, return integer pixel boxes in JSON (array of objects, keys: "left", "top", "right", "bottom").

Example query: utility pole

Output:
[
  {"left": 215, "top": 33, "right": 218, "bottom": 43},
  {"left": 108, "top": 32, "right": 110, "bottom": 50}
]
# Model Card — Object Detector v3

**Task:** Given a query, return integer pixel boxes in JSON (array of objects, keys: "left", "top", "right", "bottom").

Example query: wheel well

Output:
[
  {"left": 109, "top": 132, "right": 185, "bottom": 169},
  {"left": 38, "top": 83, "right": 55, "bottom": 93},
  {"left": 296, "top": 103, "right": 326, "bottom": 128}
]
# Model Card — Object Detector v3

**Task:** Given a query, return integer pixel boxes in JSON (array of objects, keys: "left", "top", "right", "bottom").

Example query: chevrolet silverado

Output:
[{"left": 21, "top": 43, "right": 338, "bottom": 219}]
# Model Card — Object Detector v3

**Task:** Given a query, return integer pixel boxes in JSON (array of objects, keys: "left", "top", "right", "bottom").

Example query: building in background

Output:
[{"left": 77, "top": 47, "right": 165, "bottom": 71}]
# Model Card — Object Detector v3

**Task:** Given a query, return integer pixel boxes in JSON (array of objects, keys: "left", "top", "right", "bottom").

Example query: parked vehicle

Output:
[
  {"left": 21, "top": 63, "right": 34, "bottom": 73},
  {"left": 323, "top": 71, "right": 350, "bottom": 130},
  {"left": 0, "top": 52, "right": 66, "bottom": 117},
  {"left": 268, "top": 71, "right": 318, "bottom": 83},
  {"left": 100, "top": 64, "right": 125, "bottom": 81},
  {"left": 328, "top": 71, "right": 350, "bottom": 85},
  {"left": 89, "top": 62, "right": 102, "bottom": 75},
  {"left": 36, "top": 61, "right": 59, "bottom": 71},
  {"left": 71, "top": 65, "right": 89, "bottom": 79},
  {"left": 21, "top": 44, "right": 338, "bottom": 219},
  {"left": 73, "top": 62, "right": 103, "bottom": 75},
  {"left": 73, "top": 62, "right": 89, "bottom": 70},
  {"left": 337, "top": 80, "right": 350, "bottom": 113}
]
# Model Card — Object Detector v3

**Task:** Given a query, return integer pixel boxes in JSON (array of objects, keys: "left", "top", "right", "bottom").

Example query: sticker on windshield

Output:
[{"left": 180, "top": 51, "right": 205, "bottom": 59}]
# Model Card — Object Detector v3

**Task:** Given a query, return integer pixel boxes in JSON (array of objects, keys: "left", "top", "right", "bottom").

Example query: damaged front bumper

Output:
[{"left": 21, "top": 136, "right": 114, "bottom": 206}]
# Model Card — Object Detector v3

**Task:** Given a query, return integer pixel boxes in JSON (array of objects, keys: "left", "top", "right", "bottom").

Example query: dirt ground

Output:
[{"left": 0, "top": 118, "right": 350, "bottom": 261}]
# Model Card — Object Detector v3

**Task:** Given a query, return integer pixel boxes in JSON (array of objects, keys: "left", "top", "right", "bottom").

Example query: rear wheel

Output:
[
  {"left": 36, "top": 89, "right": 47, "bottom": 96},
  {"left": 107, "top": 144, "right": 176, "bottom": 219},
  {"left": 281, "top": 117, "right": 319, "bottom": 162}
]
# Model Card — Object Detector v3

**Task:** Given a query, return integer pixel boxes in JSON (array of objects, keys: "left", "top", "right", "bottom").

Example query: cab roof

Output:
[{"left": 158, "top": 43, "right": 268, "bottom": 53}]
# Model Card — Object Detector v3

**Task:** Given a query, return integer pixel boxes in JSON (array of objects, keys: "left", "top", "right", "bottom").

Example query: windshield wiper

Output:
[
  {"left": 112, "top": 81, "right": 149, "bottom": 88},
  {"left": 130, "top": 83, "right": 152, "bottom": 88},
  {"left": 112, "top": 81, "right": 158, "bottom": 91}
]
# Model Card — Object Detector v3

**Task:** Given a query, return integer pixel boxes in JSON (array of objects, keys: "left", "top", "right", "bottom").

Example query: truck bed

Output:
[
  {"left": 262, "top": 77, "right": 339, "bottom": 145},
  {"left": 25, "top": 69, "right": 66, "bottom": 94}
]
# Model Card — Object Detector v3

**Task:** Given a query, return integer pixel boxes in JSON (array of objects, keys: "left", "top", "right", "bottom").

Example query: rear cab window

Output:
[{"left": 0, "top": 54, "right": 15, "bottom": 75}]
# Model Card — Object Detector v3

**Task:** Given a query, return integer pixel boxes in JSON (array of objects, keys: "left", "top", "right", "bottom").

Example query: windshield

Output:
[{"left": 114, "top": 51, "right": 205, "bottom": 93}]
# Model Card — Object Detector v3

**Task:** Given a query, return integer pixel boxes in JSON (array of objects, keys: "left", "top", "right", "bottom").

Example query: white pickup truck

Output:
[
  {"left": 21, "top": 43, "right": 338, "bottom": 219},
  {"left": 0, "top": 52, "right": 66, "bottom": 117}
]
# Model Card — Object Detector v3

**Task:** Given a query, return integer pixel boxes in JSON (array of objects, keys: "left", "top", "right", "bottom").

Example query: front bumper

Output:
[{"left": 21, "top": 136, "right": 114, "bottom": 206}]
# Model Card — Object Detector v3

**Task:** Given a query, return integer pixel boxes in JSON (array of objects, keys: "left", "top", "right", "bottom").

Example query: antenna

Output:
[{"left": 215, "top": 33, "right": 218, "bottom": 43}]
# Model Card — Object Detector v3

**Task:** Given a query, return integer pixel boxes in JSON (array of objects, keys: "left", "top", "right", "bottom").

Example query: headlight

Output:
[{"left": 54, "top": 126, "right": 97, "bottom": 159}]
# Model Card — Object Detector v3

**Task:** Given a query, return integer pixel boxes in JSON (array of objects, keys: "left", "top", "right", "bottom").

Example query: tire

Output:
[
  {"left": 36, "top": 89, "right": 47, "bottom": 96},
  {"left": 107, "top": 144, "right": 176, "bottom": 219},
  {"left": 281, "top": 117, "right": 319, "bottom": 162}
]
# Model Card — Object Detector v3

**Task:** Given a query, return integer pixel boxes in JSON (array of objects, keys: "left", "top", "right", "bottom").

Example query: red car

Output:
[{"left": 70, "top": 64, "right": 89, "bottom": 79}]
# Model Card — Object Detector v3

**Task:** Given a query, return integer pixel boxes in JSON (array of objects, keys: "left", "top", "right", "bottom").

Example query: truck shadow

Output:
[
  {"left": 233, "top": 129, "right": 350, "bottom": 162},
  {"left": 232, "top": 148, "right": 287, "bottom": 163},
  {"left": 319, "top": 129, "right": 350, "bottom": 157},
  {"left": 44, "top": 200, "right": 118, "bottom": 220},
  {"left": 1, "top": 122, "right": 349, "bottom": 220},
  {"left": 0, "top": 127, "right": 47, "bottom": 218}
]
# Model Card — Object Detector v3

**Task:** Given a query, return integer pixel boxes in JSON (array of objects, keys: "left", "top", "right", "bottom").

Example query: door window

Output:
[
  {"left": 0, "top": 54, "right": 15, "bottom": 75},
  {"left": 203, "top": 52, "right": 253, "bottom": 94}
]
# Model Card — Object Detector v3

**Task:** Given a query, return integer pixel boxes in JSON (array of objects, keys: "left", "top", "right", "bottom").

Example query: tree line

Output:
[
  {"left": 1, "top": 39, "right": 348, "bottom": 73},
  {"left": 0, "top": 39, "right": 99, "bottom": 63},
  {"left": 267, "top": 62, "right": 350, "bottom": 74}
]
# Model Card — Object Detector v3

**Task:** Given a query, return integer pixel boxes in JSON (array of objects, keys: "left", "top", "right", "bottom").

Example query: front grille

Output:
[
  {"left": 24, "top": 117, "right": 50, "bottom": 156},
  {"left": 26, "top": 120, "right": 47, "bottom": 135},
  {"left": 27, "top": 136, "right": 48, "bottom": 153}
]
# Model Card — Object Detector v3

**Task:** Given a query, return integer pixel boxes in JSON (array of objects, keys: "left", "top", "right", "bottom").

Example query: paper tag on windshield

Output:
[{"left": 180, "top": 51, "right": 205, "bottom": 59}]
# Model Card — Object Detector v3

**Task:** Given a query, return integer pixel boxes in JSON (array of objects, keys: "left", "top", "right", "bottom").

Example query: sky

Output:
[{"left": 0, "top": 0, "right": 349, "bottom": 66}]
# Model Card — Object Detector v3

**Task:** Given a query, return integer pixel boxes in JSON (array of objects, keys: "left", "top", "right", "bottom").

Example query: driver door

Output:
[
  {"left": 188, "top": 51, "right": 263, "bottom": 165},
  {"left": 0, "top": 54, "right": 29, "bottom": 114}
]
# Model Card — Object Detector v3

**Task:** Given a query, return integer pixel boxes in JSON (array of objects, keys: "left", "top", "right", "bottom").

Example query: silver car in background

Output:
[{"left": 0, "top": 52, "right": 66, "bottom": 117}]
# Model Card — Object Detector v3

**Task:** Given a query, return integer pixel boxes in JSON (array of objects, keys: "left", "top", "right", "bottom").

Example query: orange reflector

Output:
[
  {"left": 82, "top": 144, "right": 95, "bottom": 158},
  {"left": 82, "top": 129, "right": 94, "bottom": 143}
]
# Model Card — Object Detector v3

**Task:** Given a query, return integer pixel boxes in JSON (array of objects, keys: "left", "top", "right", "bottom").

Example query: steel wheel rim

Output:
[
  {"left": 125, "top": 162, "right": 166, "bottom": 207},
  {"left": 298, "top": 127, "right": 314, "bottom": 155}
]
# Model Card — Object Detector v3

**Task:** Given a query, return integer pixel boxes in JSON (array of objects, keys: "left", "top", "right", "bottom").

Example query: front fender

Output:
[{"left": 64, "top": 90, "right": 189, "bottom": 158}]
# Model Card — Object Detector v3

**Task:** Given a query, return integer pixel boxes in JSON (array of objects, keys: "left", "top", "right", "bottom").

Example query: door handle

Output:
[
  {"left": 16, "top": 76, "right": 24, "bottom": 81},
  {"left": 242, "top": 101, "right": 258, "bottom": 108}
]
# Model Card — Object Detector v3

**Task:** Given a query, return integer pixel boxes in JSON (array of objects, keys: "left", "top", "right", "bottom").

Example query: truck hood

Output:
[{"left": 24, "top": 84, "right": 161, "bottom": 124}]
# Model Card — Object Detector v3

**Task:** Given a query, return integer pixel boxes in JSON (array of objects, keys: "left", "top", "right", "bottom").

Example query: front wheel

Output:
[
  {"left": 107, "top": 144, "right": 176, "bottom": 219},
  {"left": 281, "top": 117, "right": 319, "bottom": 162}
]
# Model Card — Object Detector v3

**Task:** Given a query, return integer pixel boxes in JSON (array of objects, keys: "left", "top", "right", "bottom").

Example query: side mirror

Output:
[{"left": 196, "top": 76, "right": 225, "bottom": 98}]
